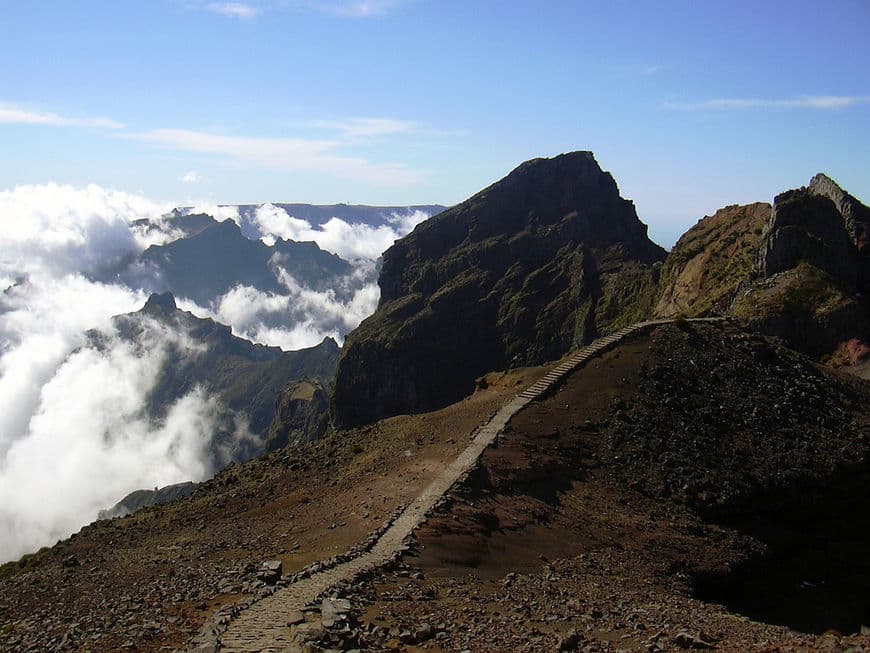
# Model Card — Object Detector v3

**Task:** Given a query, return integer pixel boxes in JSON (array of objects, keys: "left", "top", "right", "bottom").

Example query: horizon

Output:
[{"left": 2, "top": 1, "right": 868, "bottom": 247}]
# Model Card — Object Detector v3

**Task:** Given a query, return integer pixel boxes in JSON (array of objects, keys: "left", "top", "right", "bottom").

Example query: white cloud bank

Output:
[
  {"left": 0, "top": 182, "right": 435, "bottom": 562},
  {"left": 0, "top": 183, "right": 173, "bottom": 278},
  {"left": 0, "top": 184, "right": 213, "bottom": 562},
  {"left": 0, "top": 319, "right": 223, "bottom": 562},
  {"left": 253, "top": 202, "right": 429, "bottom": 260}
]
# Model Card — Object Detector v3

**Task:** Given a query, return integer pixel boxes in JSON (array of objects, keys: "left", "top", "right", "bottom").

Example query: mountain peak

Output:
[
  {"left": 143, "top": 292, "right": 177, "bottom": 314},
  {"left": 332, "top": 152, "right": 665, "bottom": 428}
]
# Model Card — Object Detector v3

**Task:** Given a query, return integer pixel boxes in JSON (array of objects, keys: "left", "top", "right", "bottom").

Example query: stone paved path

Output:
[{"left": 216, "top": 318, "right": 720, "bottom": 652}]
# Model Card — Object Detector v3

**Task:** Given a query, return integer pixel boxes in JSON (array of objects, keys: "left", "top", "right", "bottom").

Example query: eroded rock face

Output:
[
  {"left": 733, "top": 174, "right": 870, "bottom": 355},
  {"left": 655, "top": 203, "right": 770, "bottom": 317},
  {"left": 266, "top": 380, "right": 329, "bottom": 451},
  {"left": 93, "top": 294, "right": 341, "bottom": 463},
  {"left": 758, "top": 188, "right": 859, "bottom": 290},
  {"left": 331, "top": 152, "right": 665, "bottom": 428}
]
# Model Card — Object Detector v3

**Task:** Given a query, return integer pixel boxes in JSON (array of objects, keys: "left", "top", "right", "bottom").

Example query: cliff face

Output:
[
  {"left": 731, "top": 174, "right": 870, "bottom": 356},
  {"left": 757, "top": 174, "right": 870, "bottom": 291},
  {"left": 265, "top": 380, "right": 329, "bottom": 451},
  {"left": 655, "top": 203, "right": 770, "bottom": 318},
  {"left": 331, "top": 152, "right": 665, "bottom": 428},
  {"left": 96, "top": 293, "right": 341, "bottom": 463}
]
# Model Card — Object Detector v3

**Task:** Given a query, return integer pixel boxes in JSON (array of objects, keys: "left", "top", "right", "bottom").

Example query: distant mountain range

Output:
[
  {"left": 90, "top": 292, "right": 340, "bottom": 467},
  {"left": 116, "top": 205, "right": 446, "bottom": 304},
  {"left": 122, "top": 218, "right": 354, "bottom": 305}
]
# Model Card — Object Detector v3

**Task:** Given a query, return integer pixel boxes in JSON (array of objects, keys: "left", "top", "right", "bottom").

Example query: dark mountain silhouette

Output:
[
  {"left": 331, "top": 151, "right": 666, "bottom": 428},
  {"left": 129, "top": 220, "right": 352, "bottom": 305},
  {"left": 91, "top": 292, "right": 340, "bottom": 465},
  {"left": 131, "top": 211, "right": 221, "bottom": 240}
]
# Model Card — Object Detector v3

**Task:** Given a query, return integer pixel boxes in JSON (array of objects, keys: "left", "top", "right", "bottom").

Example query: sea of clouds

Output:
[{"left": 0, "top": 183, "right": 430, "bottom": 562}]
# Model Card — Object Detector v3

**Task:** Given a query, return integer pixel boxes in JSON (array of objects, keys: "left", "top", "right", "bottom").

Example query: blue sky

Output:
[{"left": 1, "top": 0, "right": 868, "bottom": 246}]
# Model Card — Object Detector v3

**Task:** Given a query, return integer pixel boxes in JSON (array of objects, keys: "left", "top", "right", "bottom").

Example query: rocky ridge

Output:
[
  {"left": 732, "top": 174, "right": 870, "bottom": 356},
  {"left": 93, "top": 292, "right": 340, "bottom": 466},
  {"left": 655, "top": 173, "right": 870, "bottom": 364},
  {"left": 124, "top": 219, "right": 354, "bottom": 306},
  {"left": 332, "top": 151, "right": 665, "bottom": 428}
]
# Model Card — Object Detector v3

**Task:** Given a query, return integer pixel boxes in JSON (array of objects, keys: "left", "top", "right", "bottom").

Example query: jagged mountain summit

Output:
[
  {"left": 118, "top": 218, "right": 354, "bottom": 306},
  {"left": 331, "top": 151, "right": 666, "bottom": 428},
  {"left": 93, "top": 292, "right": 340, "bottom": 465},
  {"left": 656, "top": 173, "right": 870, "bottom": 361}
]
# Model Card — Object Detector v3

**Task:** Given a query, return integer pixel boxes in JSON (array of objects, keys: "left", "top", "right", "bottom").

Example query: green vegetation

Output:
[
  {"left": 0, "top": 546, "right": 51, "bottom": 580},
  {"left": 732, "top": 262, "right": 850, "bottom": 320}
]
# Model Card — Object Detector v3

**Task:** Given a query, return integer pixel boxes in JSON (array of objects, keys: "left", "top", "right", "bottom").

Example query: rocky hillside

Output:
[
  {"left": 331, "top": 151, "right": 665, "bottom": 427},
  {"left": 655, "top": 202, "right": 770, "bottom": 317},
  {"left": 265, "top": 379, "right": 330, "bottom": 451},
  {"left": 5, "top": 323, "right": 868, "bottom": 652},
  {"left": 732, "top": 174, "right": 870, "bottom": 356},
  {"left": 654, "top": 174, "right": 870, "bottom": 364},
  {"left": 94, "top": 292, "right": 340, "bottom": 465}
]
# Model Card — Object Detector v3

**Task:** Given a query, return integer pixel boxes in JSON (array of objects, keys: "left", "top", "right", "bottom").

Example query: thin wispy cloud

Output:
[
  {"left": 180, "top": 170, "right": 202, "bottom": 184},
  {"left": 642, "top": 64, "right": 662, "bottom": 76},
  {"left": 205, "top": 2, "right": 259, "bottom": 18},
  {"left": 309, "top": 0, "right": 409, "bottom": 18},
  {"left": 310, "top": 117, "right": 418, "bottom": 137},
  {"left": 0, "top": 103, "right": 124, "bottom": 129},
  {"left": 666, "top": 95, "right": 870, "bottom": 110},
  {"left": 133, "top": 128, "right": 422, "bottom": 186}
]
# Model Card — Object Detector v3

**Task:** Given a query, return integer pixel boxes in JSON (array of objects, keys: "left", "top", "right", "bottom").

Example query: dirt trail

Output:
[{"left": 214, "top": 319, "right": 711, "bottom": 652}]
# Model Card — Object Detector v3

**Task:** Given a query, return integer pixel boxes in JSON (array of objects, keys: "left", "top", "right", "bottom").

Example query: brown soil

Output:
[
  {"left": 0, "top": 364, "right": 553, "bottom": 653},
  {"left": 341, "top": 324, "right": 870, "bottom": 652},
  {"left": 4, "top": 323, "right": 870, "bottom": 653}
]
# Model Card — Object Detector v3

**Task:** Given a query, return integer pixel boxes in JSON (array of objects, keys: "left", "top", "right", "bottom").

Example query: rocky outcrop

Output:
[
  {"left": 265, "top": 380, "right": 329, "bottom": 451},
  {"left": 93, "top": 293, "right": 341, "bottom": 463},
  {"left": 97, "top": 481, "right": 197, "bottom": 520},
  {"left": 331, "top": 152, "right": 665, "bottom": 428},
  {"left": 655, "top": 203, "right": 770, "bottom": 317},
  {"left": 732, "top": 174, "right": 870, "bottom": 355},
  {"left": 758, "top": 186, "right": 859, "bottom": 291}
]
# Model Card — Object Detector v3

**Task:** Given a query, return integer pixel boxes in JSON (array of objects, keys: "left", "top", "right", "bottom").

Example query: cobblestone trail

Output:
[{"left": 215, "top": 319, "right": 720, "bottom": 652}]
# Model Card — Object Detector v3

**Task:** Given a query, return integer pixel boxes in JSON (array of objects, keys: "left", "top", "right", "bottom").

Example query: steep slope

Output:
[
  {"left": 94, "top": 292, "right": 340, "bottom": 463},
  {"left": 3, "top": 323, "right": 869, "bottom": 652},
  {"left": 331, "top": 151, "right": 665, "bottom": 427},
  {"left": 655, "top": 202, "right": 770, "bottom": 317},
  {"left": 342, "top": 323, "right": 870, "bottom": 650},
  {"left": 732, "top": 174, "right": 870, "bottom": 355},
  {"left": 265, "top": 379, "right": 330, "bottom": 451}
]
